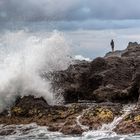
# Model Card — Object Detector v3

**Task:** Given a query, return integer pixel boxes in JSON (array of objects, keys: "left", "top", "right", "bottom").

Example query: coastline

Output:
[{"left": 0, "top": 42, "right": 140, "bottom": 136}]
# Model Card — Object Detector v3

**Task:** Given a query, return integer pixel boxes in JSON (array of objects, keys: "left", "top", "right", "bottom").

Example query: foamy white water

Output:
[
  {"left": 0, "top": 30, "right": 72, "bottom": 112},
  {"left": 0, "top": 123, "right": 139, "bottom": 140}
]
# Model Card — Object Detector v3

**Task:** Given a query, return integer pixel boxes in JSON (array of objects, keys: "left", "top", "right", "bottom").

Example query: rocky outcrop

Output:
[
  {"left": 11, "top": 95, "right": 49, "bottom": 117},
  {"left": 122, "top": 42, "right": 140, "bottom": 57},
  {"left": 105, "top": 42, "right": 140, "bottom": 58},
  {"left": 51, "top": 42, "right": 140, "bottom": 104}
]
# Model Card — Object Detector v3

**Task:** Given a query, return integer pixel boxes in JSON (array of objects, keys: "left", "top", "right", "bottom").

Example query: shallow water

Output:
[{"left": 0, "top": 124, "right": 139, "bottom": 140}]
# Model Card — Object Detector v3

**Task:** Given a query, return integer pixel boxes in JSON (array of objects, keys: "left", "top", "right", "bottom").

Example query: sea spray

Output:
[{"left": 0, "top": 30, "right": 72, "bottom": 112}]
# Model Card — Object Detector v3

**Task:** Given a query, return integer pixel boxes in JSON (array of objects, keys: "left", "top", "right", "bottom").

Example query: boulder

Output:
[{"left": 11, "top": 95, "right": 49, "bottom": 117}]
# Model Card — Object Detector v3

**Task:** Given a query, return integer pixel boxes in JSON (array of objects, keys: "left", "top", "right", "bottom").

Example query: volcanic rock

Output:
[
  {"left": 51, "top": 42, "right": 140, "bottom": 104},
  {"left": 11, "top": 95, "right": 49, "bottom": 117}
]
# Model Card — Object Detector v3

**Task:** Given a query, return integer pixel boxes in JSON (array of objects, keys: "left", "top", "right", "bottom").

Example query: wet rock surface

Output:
[
  {"left": 1, "top": 42, "right": 140, "bottom": 135},
  {"left": 114, "top": 107, "right": 140, "bottom": 134},
  {"left": 11, "top": 95, "right": 49, "bottom": 117},
  {"left": 0, "top": 97, "right": 122, "bottom": 135}
]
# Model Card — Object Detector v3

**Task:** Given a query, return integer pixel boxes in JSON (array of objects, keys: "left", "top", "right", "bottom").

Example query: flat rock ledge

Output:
[{"left": 0, "top": 95, "right": 139, "bottom": 135}]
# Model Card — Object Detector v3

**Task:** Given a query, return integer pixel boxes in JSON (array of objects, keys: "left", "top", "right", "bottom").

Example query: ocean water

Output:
[{"left": 0, "top": 123, "right": 139, "bottom": 140}]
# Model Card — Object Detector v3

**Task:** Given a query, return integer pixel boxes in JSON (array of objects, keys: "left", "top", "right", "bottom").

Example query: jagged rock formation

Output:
[{"left": 51, "top": 42, "right": 140, "bottom": 104}]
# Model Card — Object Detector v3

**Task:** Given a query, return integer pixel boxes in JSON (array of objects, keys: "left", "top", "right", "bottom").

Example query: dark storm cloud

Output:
[
  {"left": 0, "top": 0, "right": 82, "bottom": 21},
  {"left": 0, "top": 0, "right": 140, "bottom": 22}
]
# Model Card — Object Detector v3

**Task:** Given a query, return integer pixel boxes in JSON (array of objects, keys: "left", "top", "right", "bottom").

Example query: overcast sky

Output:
[
  {"left": 1, "top": 0, "right": 140, "bottom": 59},
  {"left": 0, "top": 0, "right": 140, "bottom": 30}
]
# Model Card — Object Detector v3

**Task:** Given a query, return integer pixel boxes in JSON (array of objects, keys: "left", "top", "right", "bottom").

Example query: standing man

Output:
[{"left": 110, "top": 39, "right": 114, "bottom": 52}]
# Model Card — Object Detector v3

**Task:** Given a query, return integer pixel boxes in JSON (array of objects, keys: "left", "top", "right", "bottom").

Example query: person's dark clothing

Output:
[{"left": 110, "top": 40, "right": 114, "bottom": 52}]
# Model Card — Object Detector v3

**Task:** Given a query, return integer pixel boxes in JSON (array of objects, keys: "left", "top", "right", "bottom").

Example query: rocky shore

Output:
[{"left": 0, "top": 42, "right": 140, "bottom": 135}]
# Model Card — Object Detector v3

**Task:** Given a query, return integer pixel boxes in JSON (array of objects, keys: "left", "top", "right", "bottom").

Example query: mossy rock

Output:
[
  {"left": 97, "top": 108, "right": 114, "bottom": 122},
  {"left": 11, "top": 107, "right": 26, "bottom": 116},
  {"left": 83, "top": 107, "right": 114, "bottom": 123},
  {"left": 134, "top": 115, "right": 140, "bottom": 123}
]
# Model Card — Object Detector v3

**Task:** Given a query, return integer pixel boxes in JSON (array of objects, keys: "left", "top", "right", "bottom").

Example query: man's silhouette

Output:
[{"left": 110, "top": 39, "right": 114, "bottom": 52}]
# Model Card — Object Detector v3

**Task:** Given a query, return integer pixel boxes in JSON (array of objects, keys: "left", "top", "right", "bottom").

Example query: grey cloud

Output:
[
  {"left": 0, "top": 19, "right": 140, "bottom": 32},
  {"left": 86, "top": 0, "right": 140, "bottom": 20},
  {"left": 0, "top": 0, "right": 81, "bottom": 21},
  {"left": 1, "top": 0, "right": 140, "bottom": 22}
]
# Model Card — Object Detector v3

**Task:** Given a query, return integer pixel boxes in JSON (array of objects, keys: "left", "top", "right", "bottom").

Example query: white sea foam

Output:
[
  {"left": 0, "top": 30, "right": 72, "bottom": 112},
  {"left": 74, "top": 55, "right": 91, "bottom": 61},
  {"left": 0, "top": 123, "right": 133, "bottom": 140}
]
